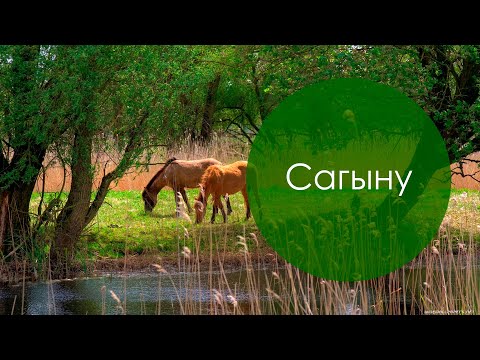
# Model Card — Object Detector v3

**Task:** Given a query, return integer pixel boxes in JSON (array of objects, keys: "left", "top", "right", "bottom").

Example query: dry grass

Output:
[
  {"left": 151, "top": 215, "right": 479, "bottom": 315},
  {"left": 135, "top": 187, "right": 479, "bottom": 315},
  {"left": 33, "top": 137, "right": 480, "bottom": 194},
  {"left": 445, "top": 189, "right": 480, "bottom": 235},
  {"left": 451, "top": 152, "right": 480, "bottom": 191},
  {"left": 35, "top": 133, "right": 249, "bottom": 193}
]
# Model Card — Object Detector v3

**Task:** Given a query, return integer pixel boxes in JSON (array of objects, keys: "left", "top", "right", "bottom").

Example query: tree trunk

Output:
[
  {"left": 0, "top": 45, "right": 44, "bottom": 255},
  {"left": 0, "top": 191, "right": 8, "bottom": 251},
  {"left": 1, "top": 146, "right": 47, "bottom": 255},
  {"left": 85, "top": 172, "right": 115, "bottom": 225},
  {"left": 0, "top": 152, "right": 9, "bottom": 251},
  {"left": 200, "top": 74, "right": 221, "bottom": 142},
  {"left": 417, "top": 45, "right": 480, "bottom": 163},
  {"left": 8, "top": 181, "right": 38, "bottom": 243},
  {"left": 0, "top": 177, "right": 43, "bottom": 256},
  {"left": 375, "top": 127, "right": 447, "bottom": 231},
  {"left": 54, "top": 127, "right": 94, "bottom": 252},
  {"left": 53, "top": 103, "right": 149, "bottom": 265}
]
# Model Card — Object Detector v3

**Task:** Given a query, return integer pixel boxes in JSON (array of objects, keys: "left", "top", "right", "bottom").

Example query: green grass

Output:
[
  {"left": 29, "top": 188, "right": 479, "bottom": 261},
  {"left": 52, "top": 189, "right": 257, "bottom": 259},
  {"left": 442, "top": 188, "right": 480, "bottom": 244},
  {"left": 29, "top": 189, "right": 258, "bottom": 260}
]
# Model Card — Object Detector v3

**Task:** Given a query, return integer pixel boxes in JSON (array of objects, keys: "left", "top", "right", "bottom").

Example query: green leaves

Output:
[{"left": 0, "top": 45, "right": 478, "bottom": 207}]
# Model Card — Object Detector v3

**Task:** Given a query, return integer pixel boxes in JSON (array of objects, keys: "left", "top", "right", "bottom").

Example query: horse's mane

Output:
[
  {"left": 200, "top": 164, "right": 221, "bottom": 184},
  {"left": 145, "top": 157, "right": 177, "bottom": 190}
]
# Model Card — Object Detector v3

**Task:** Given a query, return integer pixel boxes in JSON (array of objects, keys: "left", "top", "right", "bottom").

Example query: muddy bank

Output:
[
  {"left": 92, "top": 250, "right": 277, "bottom": 273},
  {"left": 0, "top": 250, "right": 275, "bottom": 285},
  {"left": 3, "top": 246, "right": 480, "bottom": 285}
]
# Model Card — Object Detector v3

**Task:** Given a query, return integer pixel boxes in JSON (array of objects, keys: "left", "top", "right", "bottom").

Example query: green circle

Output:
[{"left": 247, "top": 78, "right": 451, "bottom": 281}]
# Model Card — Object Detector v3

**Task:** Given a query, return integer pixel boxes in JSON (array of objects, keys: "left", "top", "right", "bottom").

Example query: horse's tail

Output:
[{"left": 145, "top": 157, "right": 177, "bottom": 189}]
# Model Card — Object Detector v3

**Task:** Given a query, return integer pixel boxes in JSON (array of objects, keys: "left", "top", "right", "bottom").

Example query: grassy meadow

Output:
[
  {"left": 30, "top": 189, "right": 261, "bottom": 263},
  {"left": 30, "top": 188, "right": 480, "bottom": 262}
]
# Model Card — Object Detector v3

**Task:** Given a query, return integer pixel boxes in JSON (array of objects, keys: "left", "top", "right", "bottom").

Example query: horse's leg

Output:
[
  {"left": 210, "top": 204, "right": 218, "bottom": 224},
  {"left": 180, "top": 188, "right": 192, "bottom": 213},
  {"left": 215, "top": 195, "right": 227, "bottom": 223},
  {"left": 173, "top": 187, "right": 180, "bottom": 217},
  {"left": 242, "top": 187, "right": 251, "bottom": 220},
  {"left": 224, "top": 194, "right": 233, "bottom": 215}
]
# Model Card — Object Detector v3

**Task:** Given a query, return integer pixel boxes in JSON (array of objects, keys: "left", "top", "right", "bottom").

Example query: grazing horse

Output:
[
  {"left": 142, "top": 157, "right": 232, "bottom": 215},
  {"left": 194, "top": 161, "right": 250, "bottom": 224}
]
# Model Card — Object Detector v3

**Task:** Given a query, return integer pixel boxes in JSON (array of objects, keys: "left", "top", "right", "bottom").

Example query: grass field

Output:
[
  {"left": 31, "top": 189, "right": 260, "bottom": 261},
  {"left": 30, "top": 188, "right": 480, "bottom": 263}
]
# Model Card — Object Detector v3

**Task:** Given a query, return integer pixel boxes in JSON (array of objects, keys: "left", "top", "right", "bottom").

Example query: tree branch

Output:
[
  {"left": 85, "top": 110, "right": 152, "bottom": 225},
  {"left": 231, "top": 121, "right": 253, "bottom": 144}
]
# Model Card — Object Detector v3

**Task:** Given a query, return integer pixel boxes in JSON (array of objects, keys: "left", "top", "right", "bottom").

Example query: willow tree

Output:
[
  {"left": 0, "top": 45, "right": 70, "bottom": 252},
  {"left": 50, "top": 46, "right": 174, "bottom": 265},
  {"left": 415, "top": 45, "right": 480, "bottom": 166},
  {"left": 0, "top": 45, "right": 175, "bottom": 265}
]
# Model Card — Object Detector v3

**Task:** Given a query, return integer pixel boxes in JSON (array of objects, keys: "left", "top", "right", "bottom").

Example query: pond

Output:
[
  {"left": 0, "top": 268, "right": 272, "bottom": 315},
  {"left": 1, "top": 264, "right": 478, "bottom": 315}
]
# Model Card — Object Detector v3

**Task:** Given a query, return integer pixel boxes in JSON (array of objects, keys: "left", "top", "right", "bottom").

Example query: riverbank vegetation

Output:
[
  {"left": 3, "top": 186, "right": 479, "bottom": 314},
  {"left": 101, "top": 187, "right": 480, "bottom": 315},
  {"left": 2, "top": 187, "right": 475, "bottom": 279}
]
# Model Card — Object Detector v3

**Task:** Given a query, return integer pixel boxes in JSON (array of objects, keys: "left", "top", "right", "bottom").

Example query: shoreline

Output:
[
  {"left": 91, "top": 249, "right": 277, "bottom": 274},
  {"left": 0, "top": 249, "right": 275, "bottom": 285},
  {"left": 2, "top": 247, "right": 479, "bottom": 285}
]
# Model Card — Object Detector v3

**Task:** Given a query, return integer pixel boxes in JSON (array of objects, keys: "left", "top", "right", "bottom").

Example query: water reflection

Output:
[
  {"left": 0, "top": 269, "right": 269, "bottom": 315},
  {"left": 1, "top": 266, "right": 476, "bottom": 315}
]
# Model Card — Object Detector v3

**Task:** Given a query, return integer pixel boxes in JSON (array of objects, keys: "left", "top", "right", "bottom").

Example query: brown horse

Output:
[
  {"left": 142, "top": 157, "right": 232, "bottom": 215},
  {"left": 194, "top": 161, "right": 250, "bottom": 224}
]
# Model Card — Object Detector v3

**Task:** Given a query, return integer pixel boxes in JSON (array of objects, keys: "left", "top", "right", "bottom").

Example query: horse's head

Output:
[
  {"left": 142, "top": 187, "right": 157, "bottom": 213},
  {"left": 194, "top": 184, "right": 206, "bottom": 224}
]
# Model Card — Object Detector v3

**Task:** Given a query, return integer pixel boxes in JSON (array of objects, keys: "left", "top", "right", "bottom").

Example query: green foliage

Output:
[{"left": 2, "top": 45, "right": 479, "bottom": 185}]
